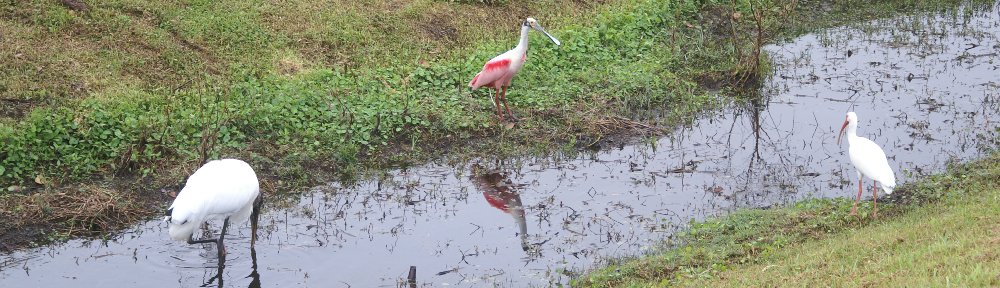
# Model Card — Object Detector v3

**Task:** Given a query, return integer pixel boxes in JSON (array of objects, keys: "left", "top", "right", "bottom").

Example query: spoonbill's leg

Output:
[
  {"left": 500, "top": 86, "right": 517, "bottom": 121},
  {"left": 491, "top": 87, "right": 504, "bottom": 121}
]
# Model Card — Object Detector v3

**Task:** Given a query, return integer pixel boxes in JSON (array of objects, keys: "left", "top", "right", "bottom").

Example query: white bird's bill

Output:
[{"left": 837, "top": 119, "right": 848, "bottom": 145}]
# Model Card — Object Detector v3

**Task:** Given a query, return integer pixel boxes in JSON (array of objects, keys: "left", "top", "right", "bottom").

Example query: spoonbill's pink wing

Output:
[{"left": 469, "top": 58, "right": 511, "bottom": 89}]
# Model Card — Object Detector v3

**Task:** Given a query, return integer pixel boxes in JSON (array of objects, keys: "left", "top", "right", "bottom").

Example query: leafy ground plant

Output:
[
  {"left": 1, "top": 0, "right": 772, "bottom": 186},
  {"left": 0, "top": 0, "right": 991, "bottom": 250},
  {"left": 1, "top": 0, "right": 773, "bottom": 249}
]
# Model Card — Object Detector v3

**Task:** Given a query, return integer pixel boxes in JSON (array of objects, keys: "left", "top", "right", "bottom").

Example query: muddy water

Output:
[{"left": 2, "top": 4, "right": 998, "bottom": 287}]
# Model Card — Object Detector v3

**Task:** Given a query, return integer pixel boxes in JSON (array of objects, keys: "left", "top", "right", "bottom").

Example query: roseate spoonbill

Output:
[
  {"left": 471, "top": 164, "right": 530, "bottom": 251},
  {"left": 838, "top": 112, "right": 896, "bottom": 217},
  {"left": 469, "top": 17, "right": 561, "bottom": 121},
  {"left": 165, "top": 159, "right": 263, "bottom": 260}
]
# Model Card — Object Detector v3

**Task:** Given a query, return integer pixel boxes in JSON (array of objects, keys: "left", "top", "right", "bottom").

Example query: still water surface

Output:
[{"left": 1, "top": 4, "right": 997, "bottom": 287}]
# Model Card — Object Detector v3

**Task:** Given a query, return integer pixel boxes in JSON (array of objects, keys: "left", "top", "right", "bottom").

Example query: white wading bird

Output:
[
  {"left": 165, "top": 159, "right": 262, "bottom": 260},
  {"left": 838, "top": 112, "right": 896, "bottom": 217}
]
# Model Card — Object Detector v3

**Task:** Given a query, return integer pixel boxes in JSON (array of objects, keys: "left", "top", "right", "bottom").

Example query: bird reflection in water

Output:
[
  {"left": 201, "top": 195, "right": 263, "bottom": 288},
  {"left": 200, "top": 245, "right": 261, "bottom": 288},
  {"left": 470, "top": 163, "right": 531, "bottom": 252},
  {"left": 245, "top": 245, "right": 262, "bottom": 288}
]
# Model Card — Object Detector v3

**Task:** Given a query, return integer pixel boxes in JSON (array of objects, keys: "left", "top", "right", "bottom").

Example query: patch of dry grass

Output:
[
  {"left": 0, "top": 184, "right": 149, "bottom": 251},
  {"left": 0, "top": 0, "right": 614, "bottom": 121}
]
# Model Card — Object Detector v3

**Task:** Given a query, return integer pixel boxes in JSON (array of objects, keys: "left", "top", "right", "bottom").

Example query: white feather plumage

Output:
[
  {"left": 166, "top": 159, "right": 260, "bottom": 242},
  {"left": 841, "top": 112, "right": 897, "bottom": 194}
]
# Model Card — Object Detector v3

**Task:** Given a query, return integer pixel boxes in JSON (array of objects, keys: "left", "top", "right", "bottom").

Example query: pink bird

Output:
[
  {"left": 469, "top": 17, "right": 560, "bottom": 122},
  {"left": 470, "top": 163, "right": 530, "bottom": 251}
]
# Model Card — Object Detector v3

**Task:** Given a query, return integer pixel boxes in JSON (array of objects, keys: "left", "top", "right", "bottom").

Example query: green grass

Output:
[
  {"left": 0, "top": 0, "right": 610, "bottom": 104},
  {"left": 0, "top": 0, "right": 992, "bottom": 249},
  {"left": 0, "top": 0, "right": 774, "bottom": 187},
  {"left": 1, "top": 0, "right": 991, "bottom": 189},
  {"left": 1, "top": 0, "right": 777, "bottom": 248},
  {"left": 688, "top": 179, "right": 1000, "bottom": 287},
  {"left": 6, "top": 0, "right": 983, "bottom": 188},
  {"left": 573, "top": 151, "right": 1000, "bottom": 287}
]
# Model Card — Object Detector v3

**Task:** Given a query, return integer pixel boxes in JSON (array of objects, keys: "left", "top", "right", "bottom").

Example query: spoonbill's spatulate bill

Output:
[
  {"left": 838, "top": 112, "right": 897, "bottom": 217},
  {"left": 165, "top": 158, "right": 262, "bottom": 260},
  {"left": 469, "top": 17, "right": 560, "bottom": 122}
]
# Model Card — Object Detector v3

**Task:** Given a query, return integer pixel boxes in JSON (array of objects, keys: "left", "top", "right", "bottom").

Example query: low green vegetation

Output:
[
  {"left": 574, "top": 151, "right": 1000, "bottom": 287},
  {"left": 1, "top": 0, "right": 781, "bottom": 247},
  {"left": 571, "top": 1, "right": 998, "bottom": 285},
  {"left": 689, "top": 167, "right": 1000, "bottom": 287},
  {"left": 0, "top": 0, "right": 992, "bottom": 251},
  {"left": 1, "top": 0, "right": 780, "bottom": 187}
]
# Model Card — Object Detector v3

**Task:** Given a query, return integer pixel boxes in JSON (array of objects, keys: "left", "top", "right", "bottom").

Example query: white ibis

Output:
[
  {"left": 838, "top": 112, "right": 896, "bottom": 217},
  {"left": 470, "top": 164, "right": 530, "bottom": 251},
  {"left": 469, "top": 17, "right": 560, "bottom": 122},
  {"left": 165, "top": 159, "right": 262, "bottom": 260}
]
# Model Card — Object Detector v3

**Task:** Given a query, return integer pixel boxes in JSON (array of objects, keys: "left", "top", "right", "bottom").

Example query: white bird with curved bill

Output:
[
  {"left": 165, "top": 158, "right": 263, "bottom": 260},
  {"left": 838, "top": 112, "right": 897, "bottom": 217}
]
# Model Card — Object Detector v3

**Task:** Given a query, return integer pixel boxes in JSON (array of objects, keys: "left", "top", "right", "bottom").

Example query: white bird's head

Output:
[
  {"left": 837, "top": 112, "right": 858, "bottom": 145},
  {"left": 523, "top": 17, "right": 561, "bottom": 46}
]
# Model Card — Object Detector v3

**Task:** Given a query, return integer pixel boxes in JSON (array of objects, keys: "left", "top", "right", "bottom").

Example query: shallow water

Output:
[{"left": 2, "top": 4, "right": 998, "bottom": 287}]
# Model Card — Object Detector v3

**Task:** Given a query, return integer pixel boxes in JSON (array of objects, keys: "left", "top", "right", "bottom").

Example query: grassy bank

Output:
[
  {"left": 572, "top": 1, "right": 998, "bottom": 285},
  {"left": 0, "top": 0, "right": 991, "bottom": 250},
  {"left": 0, "top": 0, "right": 779, "bottom": 186},
  {"left": 1, "top": 0, "right": 778, "bottom": 248},
  {"left": 688, "top": 161, "right": 1000, "bottom": 287},
  {"left": 574, "top": 150, "right": 1000, "bottom": 287}
]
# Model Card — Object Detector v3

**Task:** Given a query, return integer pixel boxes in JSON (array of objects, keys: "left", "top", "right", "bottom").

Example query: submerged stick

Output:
[{"left": 407, "top": 266, "right": 417, "bottom": 288}]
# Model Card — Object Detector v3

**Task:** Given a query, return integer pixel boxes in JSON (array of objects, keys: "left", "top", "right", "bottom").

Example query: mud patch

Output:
[
  {"left": 420, "top": 12, "right": 459, "bottom": 43},
  {"left": 59, "top": 0, "right": 89, "bottom": 13},
  {"left": 0, "top": 225, "right": 48, "bottom": 253},
  {"left": 0, "top": 98, "right": 35, "bottom": 120}
]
